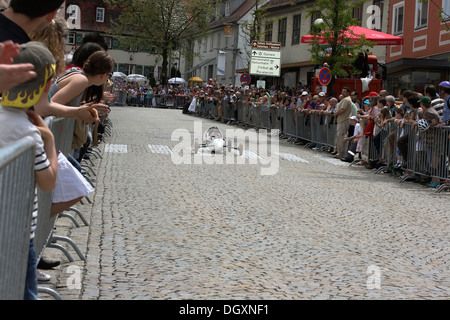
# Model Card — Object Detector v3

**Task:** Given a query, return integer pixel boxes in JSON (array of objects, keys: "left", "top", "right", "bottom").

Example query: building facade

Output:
[
  {"left": 188, "top": 0, "right": 391, "bottom": 89},
  {"left": 258, "top": 0, "right": 390, "bottom": 90},
  {"left": 184, "top": 0, "right": 256, "bottom": 86},
  {"left": 385, "top": 0, "right": 450, "bottom": 95},
  {"left": 61, "top": 0, "right": 161, "bottom": 81}
]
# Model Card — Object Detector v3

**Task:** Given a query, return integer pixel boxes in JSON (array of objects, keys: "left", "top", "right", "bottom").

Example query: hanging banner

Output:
[{"left": 217, "top": 51, "right": 226, "bottom": 76}]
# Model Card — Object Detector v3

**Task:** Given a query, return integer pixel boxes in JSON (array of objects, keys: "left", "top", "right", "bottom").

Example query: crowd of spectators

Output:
[{"left": 130, "top": 78, "right": 448, "bottom": 188}]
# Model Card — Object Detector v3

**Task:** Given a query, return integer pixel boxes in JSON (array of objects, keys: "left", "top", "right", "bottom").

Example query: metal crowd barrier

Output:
[
  {"left": 111, "top": 90, "right": 187, "bottom": 109},
  {"left": 34, "top": 117, "right": 88, "bottom": 300},
  {"left": 397, "top": 123, "right": 450, "bottom": 191},
  {"left": 0, "top": 136, "right": 36, "bottom": 300},
  {"left": 188, "top": 101, "right": 450, "bottom": 193}
]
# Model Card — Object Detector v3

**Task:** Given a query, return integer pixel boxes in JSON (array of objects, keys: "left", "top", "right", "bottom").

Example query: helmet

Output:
[
  {"left": 417, "top": 119, "right": 430, "bottom": 131},
  {"left": 438, "top": 81, "right": 450, "bottom": 89}
]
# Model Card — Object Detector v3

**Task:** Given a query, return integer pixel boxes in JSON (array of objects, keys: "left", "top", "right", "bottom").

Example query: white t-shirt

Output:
[{"left": 0, "top": 105, "right": 50, "bottom": 239}]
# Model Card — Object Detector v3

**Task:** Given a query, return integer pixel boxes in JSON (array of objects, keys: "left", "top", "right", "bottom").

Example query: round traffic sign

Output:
[
  {"left": 240, "top": 73, "right": 251, "bottom": 85},
  {"left": 318, "top": 67, "right": 331, "bottom": 86}
]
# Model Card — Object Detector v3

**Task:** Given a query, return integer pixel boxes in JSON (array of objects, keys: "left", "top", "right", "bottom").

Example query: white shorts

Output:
[{"left": 52, "top": 152, "right": 94, "bottom": 203}]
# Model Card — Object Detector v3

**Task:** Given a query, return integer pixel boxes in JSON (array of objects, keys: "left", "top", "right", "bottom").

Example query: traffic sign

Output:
[
  {"left": 252, "top": 41, "right": 282, "bottom": 50},
  {"left": 250, "top": 41, "right": 281, "bottom": 77},
  {"left": 318, "top": 67, "right": 331, "bottom": 86},
  {"left": 251, "top": 49, "right": 281, "bottom": 59},
  {"left": 240, "top": 73, "right": 251, "bottom": 85},
  {"left": 250, "top": 57, "right": 281, "bottom": 77}
]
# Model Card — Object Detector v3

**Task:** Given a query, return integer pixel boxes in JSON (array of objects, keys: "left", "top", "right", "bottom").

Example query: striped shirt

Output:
[
  {"left": 431, "top": 97, "right": 444, "bottom": 117},
  {"left": 0, "top": 105, "right": 50, "bottom": 239}
]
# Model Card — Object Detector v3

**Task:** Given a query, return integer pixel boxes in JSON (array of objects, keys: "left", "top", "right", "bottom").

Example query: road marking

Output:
[
  {"left": 233, "top": 149, "right": 261, "bottom": 159},
  {"left": 315, "top": 156, "right": 349, "bottom": 166},
  {"left": 105, "top": 144, "right": 128, "bottom": 153},
  {"left": 276, "top": 152, "right": 309, "bottom": 163},
  {"left": 148, "top": 144, "right": 173, "bottom": 154}
]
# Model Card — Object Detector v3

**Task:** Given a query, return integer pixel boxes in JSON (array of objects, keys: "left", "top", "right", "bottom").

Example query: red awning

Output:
[{"left": 301, "top": 26, "right": 403, "bottom": 46}]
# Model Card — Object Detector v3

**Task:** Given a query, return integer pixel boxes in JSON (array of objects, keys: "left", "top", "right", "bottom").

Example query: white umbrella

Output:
[
  {"left": 111, "top": 72, "right": 127, "bottom": 80},
  {"left": 168, "top": 77, "right": 185, "bottom": 84},
  {"left": 126, "top": 74, "right": 148, "bottom": 85}
]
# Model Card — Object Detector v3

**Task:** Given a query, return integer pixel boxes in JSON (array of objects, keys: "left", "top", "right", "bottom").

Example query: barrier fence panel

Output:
[
  {"left": 209, "top": 101, "right": 218, "bottom": 119},
  {"left": 33, "top": 117, "right": 59, "bottom": 262},
  {"left": 326, "top": 115, "right": 337, "bottom": 148},
  {"left": 236, "top": 103, "right": 245, "bottom": 124},
  {"left": 285, "top": 108, "right": 296, "bottom": 137},
  {"left": 243, "top": 103, "right": 251, "bottom": 127},
  {"left": 277, "top": 108, "right": 286, "bottom": 134},
  {"left": 0, "top": 136, "right": 35, "bottom": 300},
  {"left": 260, "top": 109, "right": 270, "bottom": 130},
  {"left": 269, "top": 107, "right": 278, "bottom": 131}
]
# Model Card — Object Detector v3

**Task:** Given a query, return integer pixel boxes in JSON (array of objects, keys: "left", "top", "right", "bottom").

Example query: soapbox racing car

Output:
[{"left": 194, "top": 126, "right": 244, "bottom": 156}]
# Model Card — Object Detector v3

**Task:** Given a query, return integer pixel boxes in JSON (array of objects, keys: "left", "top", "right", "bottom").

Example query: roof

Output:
[
  {"left": 210, "top": 0, "right": 255, "bottom": 28},
  {"left": 263, "top": 0, "right": 312, "bottom": 10}
]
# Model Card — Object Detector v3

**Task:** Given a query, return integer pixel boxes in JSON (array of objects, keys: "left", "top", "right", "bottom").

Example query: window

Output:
[
  {"left": 372, "top": 1, "right": 384, "bottom": 31},
  {"left": 278, "top": 18, "right": 287, "bottom": 46},
  {"left": 353, "top": 5, "right": 363, "bottom": 26},
  {"left": 265, "top": 22, "right": 273, "bottom": 41},
  {"left": 392, "top": 2, "right": 404, "bottom": 35},
  {"left": 415, "top": 0, "right": 428, "bottom": 29},
  {"left": 225, "top": 1, "right": 230, "bottom": 17},
  {"left": 66, "top": 32, "right": 76, "bottom": 45},
  {"left": 442, "top": 0, "right": 450, "bottom": 21},
  {"left": 292, "top": 14, "right": 301, "bottom": 45},
  {"left": 310, "top": 12, "right": 320, "bottom": 31},
  {"left": 96, "top": 7, "right": 105, "bottom": 23}
]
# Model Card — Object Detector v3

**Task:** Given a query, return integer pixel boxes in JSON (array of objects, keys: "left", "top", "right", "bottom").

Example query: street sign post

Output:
[{"left": 250, "top": 41, "right": 281, "bottom": 77}]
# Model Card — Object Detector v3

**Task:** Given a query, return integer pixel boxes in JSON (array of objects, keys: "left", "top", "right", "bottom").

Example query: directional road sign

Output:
[
  {"left": 250, "top": 57, "right": 281, "bottom": 77},
  {"left": 250, "top": 41, "right": 281, "bottom": 77},
  {"left": 251, "top": 49, "right": 281, "bottom": 59}
]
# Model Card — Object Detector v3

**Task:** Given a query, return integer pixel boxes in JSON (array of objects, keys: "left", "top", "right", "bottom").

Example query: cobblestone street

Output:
[{"left": 42, "top": 107, "right": 449, "bottom": 300}]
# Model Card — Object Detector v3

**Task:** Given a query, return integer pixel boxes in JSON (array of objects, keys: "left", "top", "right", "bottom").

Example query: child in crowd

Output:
[{"left": 0, "top": 41, "right": 58, "bottom": 299}]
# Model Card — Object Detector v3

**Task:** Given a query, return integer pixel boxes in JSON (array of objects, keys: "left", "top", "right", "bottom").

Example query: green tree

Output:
[
  {"left": 241, "top": 0, "right": 279, "bottom": 66},
  {"left": 307, "top": 0, "right": 374, "bottom": 94},
  {"left": 105, "top": 0, "right": 217, "bottom": 85}
]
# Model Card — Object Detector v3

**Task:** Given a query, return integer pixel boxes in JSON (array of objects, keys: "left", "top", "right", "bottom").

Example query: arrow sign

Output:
[
  {"left": 250, "top": 57, "right": 281, "bottom": 77},
  {"left": 251, "top": 49, "right": 281, "bottom": 59}
]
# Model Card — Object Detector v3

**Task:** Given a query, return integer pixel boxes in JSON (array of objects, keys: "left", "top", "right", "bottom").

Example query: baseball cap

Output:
[
  {"left": 368, "top": 91, "right": 379, "bottom": 97},
  {"left": 420, "top": 96, "right": 431, "bottom": 104},
  {"left": 349, "top": 116, "right": 358, "bottom": 121},
  {"left": 319, "top": 92, "right": 325, "bottom": 97},
  {"left": 1, "top": 42, "right": 56, "bottom": 108},
  {"left": 301, "top": 91, "right": 308, "bottom": 96}
]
